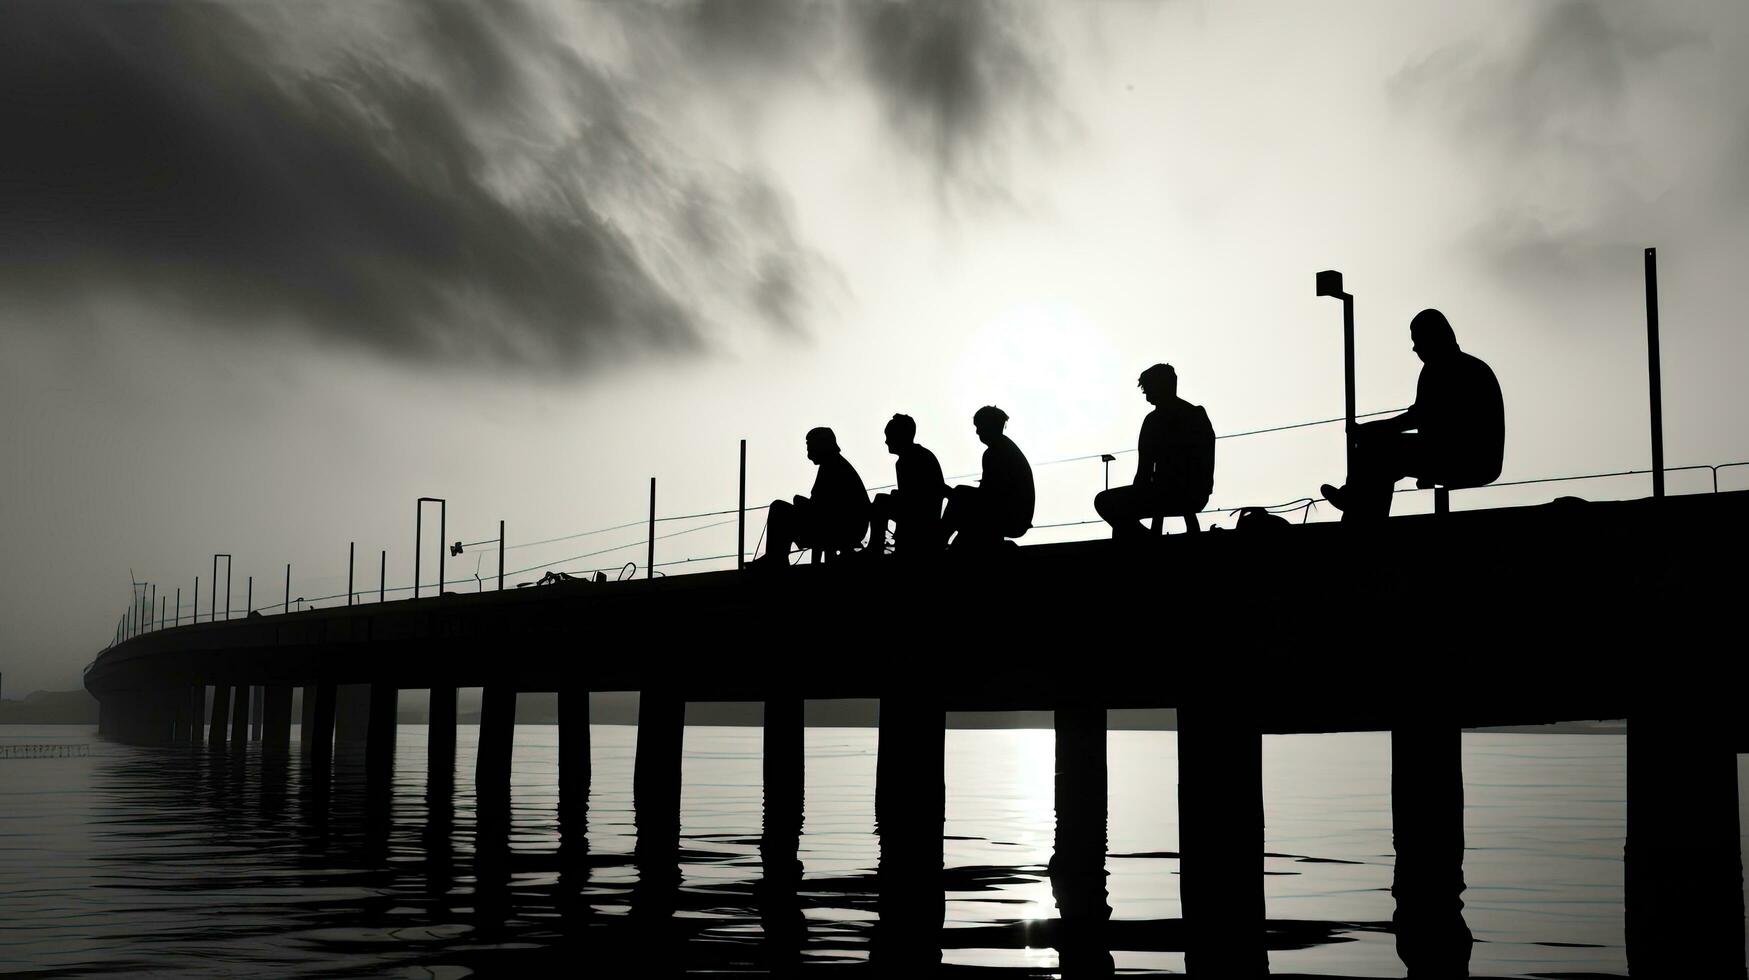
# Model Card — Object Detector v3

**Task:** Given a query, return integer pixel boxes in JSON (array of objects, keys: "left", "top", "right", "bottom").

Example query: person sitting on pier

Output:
[
  {"left": 1094, "top": 363, "right": 1215, "bottom": 539},
  {"left": 868, "top": 414, "right": 948, "bottom": 556},
  {"left": 1320, "top": 308, "right": 1504, "bottom": 521},
  {"left": 754, "top": 426, "right": 872, "bottom": 567},
  {"left": 942, "top": 406, "right": 1035, "bottom": 550}
]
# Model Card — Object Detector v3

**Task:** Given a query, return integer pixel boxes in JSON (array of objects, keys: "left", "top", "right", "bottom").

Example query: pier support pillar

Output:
[
  {"left": 229, "top": 685, "right": 250, "bottom": 751},
  {"left": 634, "top": 692, "right": 685, "bottom": 848},
  {"left": 1053, "top": 705, "right": 1112, "bottom": 974},
  {"left": 428, "top": 687, "right": 458, "bottom": 793},
  {"left": 763, "top": 698, "right": 804, "bottom": 832},
  {"left": 1627, "top": 711, "right": 1745, "bottom": 977},
  {"left": 334, "top": 684, "right": 371, "bottom": 746},
  {"left": 876, "top": 696, "right": 945, "bottom": 840},
  {"left": 209, "top": 684, "right": 232, "bottom": 746},
  {"left": 1176, "top": 708, "right": 1265, "bottom": 975},
  {"left": 171, "top": 690, "right": 194, "bottom": 744},
  {"left": 366, "top": 683, "right": 398, "bottom": 791},
  {"left": 250, "top": 687, "right": 265, "bottom": 742},
  {"left": 308, "top": 682, "right": 336, "bottom": 778},
  {"left": 299, "top": 686, "right": 316, "bottom": 754},
  {"left": 188, "top": 687, "right": 207, "bottom": 746},
  {"left": 476, "top": 687, "right": 516, "bottom": 814},
  {"left": 262, "top": 686, "right": 293, "bottom": 753},
  {"left": 1391, "top": 721, "right": 1472, "bottom": 974},
  {"left": 559, "top": 689, "right": 591, "bottom": 833}
]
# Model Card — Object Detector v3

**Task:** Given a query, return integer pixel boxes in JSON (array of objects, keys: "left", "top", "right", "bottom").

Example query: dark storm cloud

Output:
[
  {"left": 662, "top": 0, "right": 1056, "bottom": 186},
  {"left": 850, "top": 1, "right": 1052, "bottom": 178},
  {"left": 1389, "top": 1, "right": 1730, "bottom": 282},
  {"left": 0, "top": 3, "right": 811, "bottom": 370}
]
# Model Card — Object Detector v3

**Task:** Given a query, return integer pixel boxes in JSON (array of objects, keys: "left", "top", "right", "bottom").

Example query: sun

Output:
[{"left": 947, "top": 301, "right": 1124, "bottom": 456}]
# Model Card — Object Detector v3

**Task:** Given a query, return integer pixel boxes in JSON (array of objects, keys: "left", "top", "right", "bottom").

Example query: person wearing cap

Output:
[{"left": 753, "top": 427, "right": 872, "bottom": 568}]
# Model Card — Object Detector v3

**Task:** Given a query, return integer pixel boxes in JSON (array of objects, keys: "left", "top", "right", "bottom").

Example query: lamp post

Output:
[{"left": 1316, "top": 270, "right": 1356, "bottom": 482}]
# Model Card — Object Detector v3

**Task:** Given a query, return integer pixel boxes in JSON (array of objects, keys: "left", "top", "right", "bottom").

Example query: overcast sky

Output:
[{"left": 4, "top": 1, "right": 1747, "bottom": 696}]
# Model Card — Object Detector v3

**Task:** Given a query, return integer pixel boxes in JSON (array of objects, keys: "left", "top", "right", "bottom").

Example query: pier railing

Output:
[{"left": 96, "top": 401, "right": 1749, "bottom": 652}]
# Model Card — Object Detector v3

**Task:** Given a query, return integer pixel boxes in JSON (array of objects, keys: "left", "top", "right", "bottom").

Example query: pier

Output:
[{"left": 84, "top": 490, "right": 1747, "bottom": 974}]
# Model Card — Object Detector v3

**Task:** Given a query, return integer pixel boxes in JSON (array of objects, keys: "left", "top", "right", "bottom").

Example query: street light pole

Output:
[{"left": 1317, "top": 270, "right": 1357, "bottom": 481}]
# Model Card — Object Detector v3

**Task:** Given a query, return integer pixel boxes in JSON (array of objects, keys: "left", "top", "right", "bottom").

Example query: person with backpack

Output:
[{"left": 1095, "top": 363, "right": 1215, "bottom": 537}]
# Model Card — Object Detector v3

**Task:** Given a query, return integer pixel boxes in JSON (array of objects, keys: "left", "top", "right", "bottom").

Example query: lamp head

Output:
[{"left": 1316, "top": 270, "right": 1345, "bottom": 298}]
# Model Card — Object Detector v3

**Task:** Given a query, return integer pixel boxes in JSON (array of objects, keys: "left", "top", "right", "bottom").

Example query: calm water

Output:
[{"left": 0, "top": 724, "right": 1737, "bottom": 976}]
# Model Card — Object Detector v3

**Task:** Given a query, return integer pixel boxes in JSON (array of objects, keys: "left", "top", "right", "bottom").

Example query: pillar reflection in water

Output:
[
  {"left": 1391, "top": 722, "right": 1473, "bottom": 977},
  {"left": 760, "top": 698, "right": 806, "bottom": 971},
  {"left": 1052, "top": 704, "right": 1114, "bottom": 975},
  {"left": 872, "top": 696, "right": 944, "bottom": 972}
]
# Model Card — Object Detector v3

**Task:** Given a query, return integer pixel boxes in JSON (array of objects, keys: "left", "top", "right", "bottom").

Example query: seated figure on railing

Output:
[
  {"left": 943, "top": 406, "right": 1035, "bottom": 550},
  {"left": 868, "top": 414, "right": 948, "bottom": 557},
  {"left": 753, "top": 427, "right": 871, "bottom": 568},
  {"left": 1320, "top": 309, "right": 1504, "bottom": 520},
  {"left": 1095, "top": 363, "right": 1215, "bottom": 538}
]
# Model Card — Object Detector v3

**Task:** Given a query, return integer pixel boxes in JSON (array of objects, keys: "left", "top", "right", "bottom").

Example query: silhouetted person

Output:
[
  {"left": 942, "top": 406, "right": 1034, "bottom": 550},
  {"left": 1321, "top": 309, "right": 1504, "bottom": 520},
  {"left": 1095, "top": 363, "right": 1214, "bottom": 538},
  {"left": 868, "top": 414, "right": 948, "bottom": 556},
  {"left": 753, "top": 427, "right": 871, "bottom": 567}
]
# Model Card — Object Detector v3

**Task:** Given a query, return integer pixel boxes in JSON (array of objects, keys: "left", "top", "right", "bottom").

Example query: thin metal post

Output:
[
  {"left": 175, "top": 587, "right": 181, "bottom": 627},
  {"left": 1645, "top": 247, "right": 1664, "bottom": 499},
  {"left": 498, "top": 520, "right": 505, "bottom": 591},
  {"left": 348, "top": 541, "right": 355, "bottom": 606},
  {"left": 1342, "top": 293, "right": 1356, "bottom": 477},
  {"left": 379, "top": 550, "right": 386, "bottom": 603},
  {"left": 150, "top": 584, "right": 156, "bottom": 631},
  {"left": 1316, "top": 270, "right": 1357, "bottom": 481},
  {"left": 283, "top": 564, "right": 290, "bottom": 615},
  {"left": 159, "top": 595, "right": 165, "bottom": 630},
  {"left": 212, "top": 554, "right": 232, "bottom": 622},
  {"left": 193, "top": 577, "right": 199, "bottom": 627},
  {"left": 246, "top": 577, "right": 252, "bottom": 615},
  {"left": 648, "top": 477, "right": 656, "bottom": 580},
  {"left": 738, "top": 440, "right": 747, "bottom": 569},
  {"left": 416, "top": 497, "right": 447, "bottom": 598}
]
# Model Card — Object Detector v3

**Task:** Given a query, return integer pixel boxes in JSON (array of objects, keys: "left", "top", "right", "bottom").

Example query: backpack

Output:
[{"left": 1234, "top": 506, "right": 1291, "bottom": 531}]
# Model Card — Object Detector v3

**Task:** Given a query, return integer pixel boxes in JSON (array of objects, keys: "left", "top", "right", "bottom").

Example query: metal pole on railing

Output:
[
  {"left": 380, "top": 550, "right": 386, "bottom": 603},
  {"left": 1645, "top": 247, "right": 1665, "bottom": 499},
  {"left": 284, "top": 564, "right": 291, "bottom": 615},
  {"left": 738, "top": 440, "right": 747, "bottom": 570},
  {"left": 648, "top": 477, "right": 656, "bottom": 580},
  {"left": 175, "top": 587, "right": 181, "bottom": 627},
  {"left": 348, "top": 541, "right": 355, "bottom": 606},
  {"left": 246, "top": 577, "right": 252, "bottom": 616},
  {"left": 416, "top": 497, "right": 447, "bottom": 598},
  {"left": 149, "top": 584, "right": 156, "bottom": 631},
  {"left": 1316, "top": 270, "right": 1357, "bottom": 481},
  {"left": 498, "top": 520, "right": 505, "bottom": 591},
  {"left": 159, "top": 595, "right": 165, "bottom": 631},
  {"left": 193, "top": 577, "right": 199, "bottom": 626}
]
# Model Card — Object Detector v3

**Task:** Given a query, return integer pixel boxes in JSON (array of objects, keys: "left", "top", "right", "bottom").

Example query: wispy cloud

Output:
[{"left": 1388, "top": 0, "right": 1740, "bottom": 282}]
